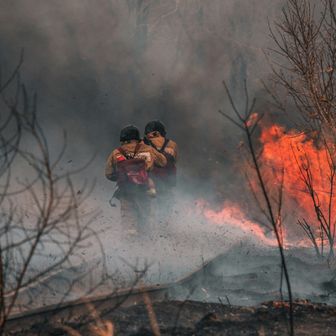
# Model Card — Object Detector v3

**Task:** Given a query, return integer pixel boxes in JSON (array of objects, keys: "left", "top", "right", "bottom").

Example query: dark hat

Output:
[
  {"left": 144, "top": 120, "right": 166, "bottom": 136},
  {"left": 120, "top": 125, "right": 140, "bottom": 142}
]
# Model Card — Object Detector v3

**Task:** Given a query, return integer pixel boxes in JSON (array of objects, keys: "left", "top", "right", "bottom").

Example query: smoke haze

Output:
[
  {"left": 8, "top": 0, "right": 328, "bottom": 311},
  {"left": 0, "top": 0, "right": 284, "bottom": 187}
]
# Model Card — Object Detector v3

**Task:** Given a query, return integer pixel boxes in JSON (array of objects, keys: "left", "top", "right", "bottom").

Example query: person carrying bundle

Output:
[{"left": 105, "top": 125, "right": 167, "bottom": 236}]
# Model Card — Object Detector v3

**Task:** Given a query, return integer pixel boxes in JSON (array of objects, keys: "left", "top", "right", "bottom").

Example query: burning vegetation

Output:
[
  {"left": 201, "top": 121, "right": 336, "bottom": 257},
  {"left": 260, "top": 124, "right": 336, "bottom": 259},
  {"left": 3, "top": 0, "right": 336, "bottom": 335}
]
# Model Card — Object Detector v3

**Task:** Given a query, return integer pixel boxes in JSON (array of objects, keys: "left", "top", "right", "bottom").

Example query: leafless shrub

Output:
[
  {"left": 269, "top": 0, "right": 336, "bottom": 262},
  {"left": 219, "top": 80, "right": 294, "bottom": 335},
  {"left": 294, "top": 138, "right": 336, "bottom": 260},
  {"left": 269, "top": 0, "right": 336, "bottom": 140},
  {"left": 0, "top": 57, "right": 111, "bottom": 334}
]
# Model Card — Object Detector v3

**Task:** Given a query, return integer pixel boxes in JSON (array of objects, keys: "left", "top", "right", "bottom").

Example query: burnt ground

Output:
[
  {"left": 6, "top": 299, "right": 336, "bottom": 336},
  {"left": 5, "top": 246, "right": 336, "bottom": 335}
]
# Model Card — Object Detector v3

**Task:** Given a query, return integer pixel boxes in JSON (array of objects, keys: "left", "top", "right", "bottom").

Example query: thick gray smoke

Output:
[
  {"left": 7, "top": 1, "right": 326, "bottom": 311},
  {"left": 0, "top": 0, "right": 284, "bottom": 191}
]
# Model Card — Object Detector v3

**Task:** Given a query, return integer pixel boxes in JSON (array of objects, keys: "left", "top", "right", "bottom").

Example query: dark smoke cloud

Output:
[
  {"left": 8, "top": 2, "right": 331, "bottom": 308},
  {"left": 0, "top": 0, "right": 285, "bottom": 197}
]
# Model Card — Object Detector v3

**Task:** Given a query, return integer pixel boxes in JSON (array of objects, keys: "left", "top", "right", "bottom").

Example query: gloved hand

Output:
[{"left": 164, "top": 152, "right": 175, "bottom": 163}]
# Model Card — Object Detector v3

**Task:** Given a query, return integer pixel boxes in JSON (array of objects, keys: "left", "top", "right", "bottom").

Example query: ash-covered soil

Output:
[
  {"left": 6, "top": 244, "right": 336, "bottom": 335},
  {"left": 169, "top": 244, "right": 336, "bottom": 306},
  {"left": 13, "top": 239, "right": 336, "bottom": 312},
  {"left": 7, "top": 223, "right": 336, "bottom": 336},
  {"left": 7, "top": 299, "right": 336, "bottom": 335}
]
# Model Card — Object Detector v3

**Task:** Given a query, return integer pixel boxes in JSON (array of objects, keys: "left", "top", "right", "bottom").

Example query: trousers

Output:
[{"left": 118, "top": 185, "right": 151, "bottom": 233}]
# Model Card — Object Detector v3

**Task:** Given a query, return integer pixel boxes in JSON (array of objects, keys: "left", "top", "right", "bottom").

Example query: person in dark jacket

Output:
[{"left": 144, "top": 120, "right": 178, "bottom": 225}]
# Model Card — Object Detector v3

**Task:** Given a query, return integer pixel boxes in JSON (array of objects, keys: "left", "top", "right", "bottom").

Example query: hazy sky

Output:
[{"left": 0, "top": 0, "right": 285, "bottom": 198}]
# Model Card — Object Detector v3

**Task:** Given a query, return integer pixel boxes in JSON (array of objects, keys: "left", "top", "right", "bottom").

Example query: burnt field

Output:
[
  {"left": 6, "top": 299, "right": 336, "bottom": 335},
  {"left": 6, "top": 245, "right": 336, "bottom": 335},
  {"left": 2, "top": 1, "right": 336, "bottom": 335}
]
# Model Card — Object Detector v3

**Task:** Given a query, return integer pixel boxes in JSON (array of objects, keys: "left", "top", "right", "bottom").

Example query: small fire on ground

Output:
[{"left": 197, "top": 199, "right": 278, "bottom": 246}]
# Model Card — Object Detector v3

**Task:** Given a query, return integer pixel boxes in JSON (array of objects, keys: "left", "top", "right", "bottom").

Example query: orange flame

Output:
[
  {"left": 260, "top": 124, "right": 335, "bottom": 226},
  {"left": 200, "top": 200, "right": 277, "bottom": 246},
  {"left": 199, "top": 123, "right": 335, "bottom": 248}
]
